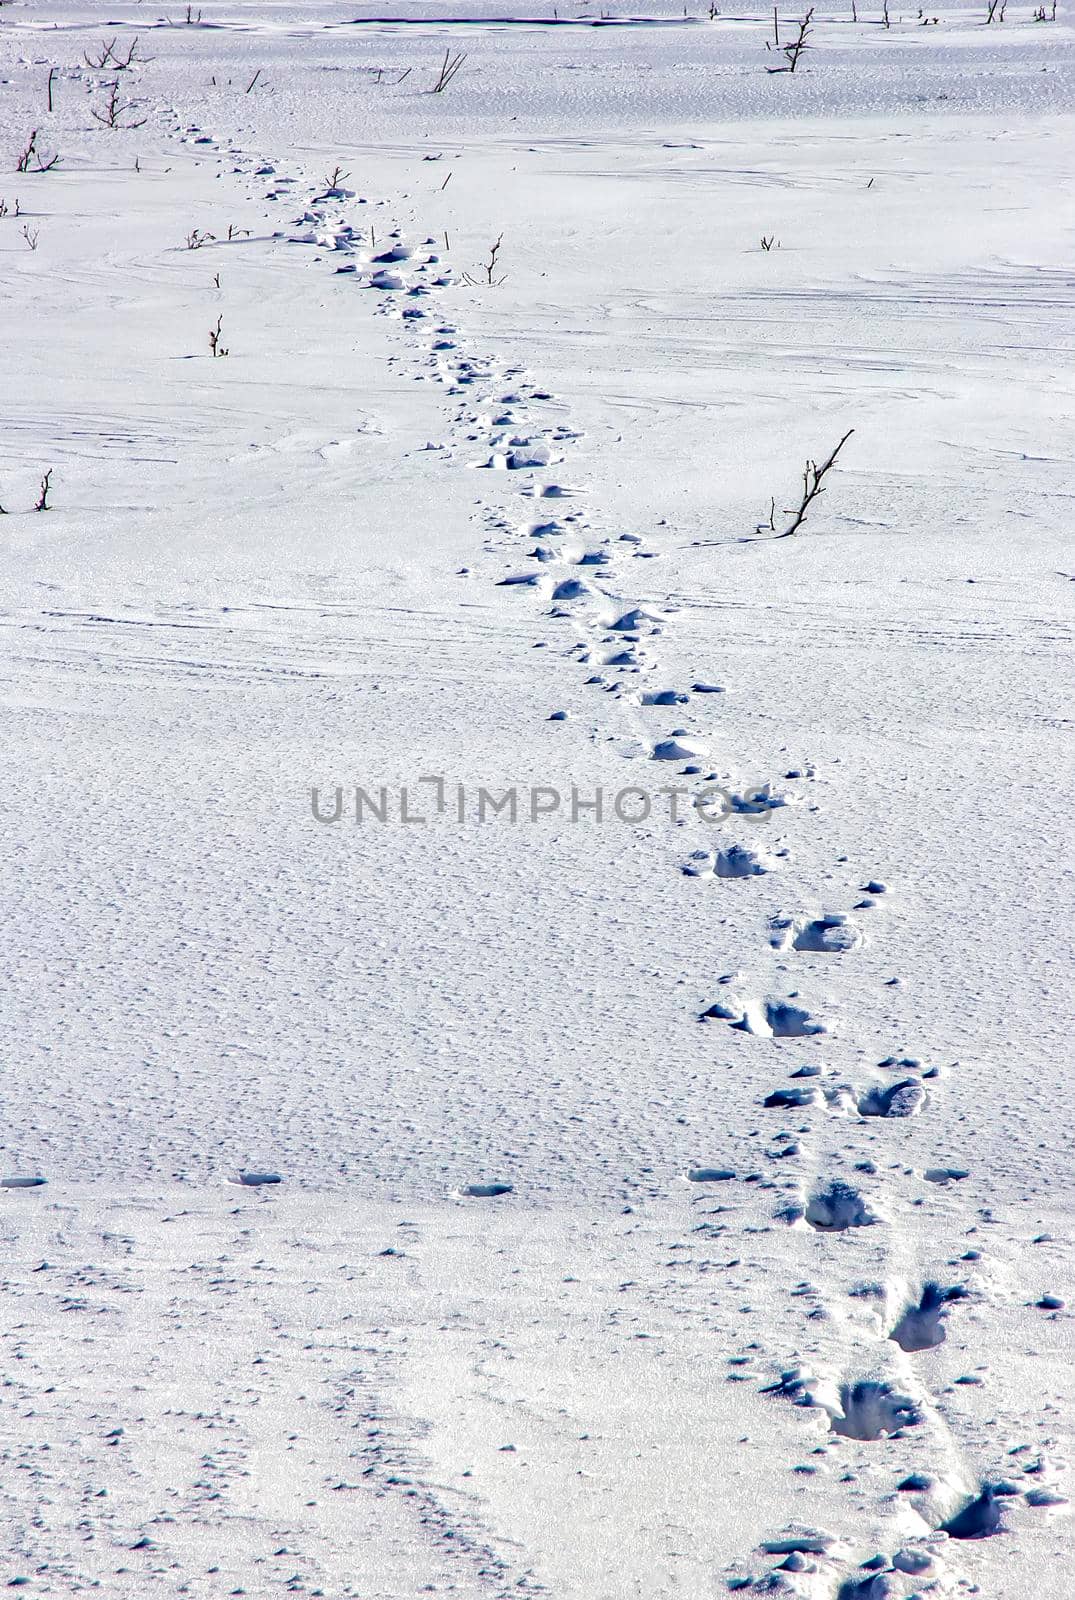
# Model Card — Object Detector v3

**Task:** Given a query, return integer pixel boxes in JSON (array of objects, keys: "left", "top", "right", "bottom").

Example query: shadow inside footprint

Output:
[
  {"left": 723, "top": 998, "right": 827, "bottom": 1038},
  {"left": 890, "top": 1282, "right": 968, "bottom": 1352},
  {"left": 941, "top": 1485, "right": 1008, "bottom": 1539},
  {"left": 829, "top": 1380, "right": 923, "bottom": 1440},
  {"left": 792, "top": 915, "right": 863, "bottom": 953},
  {"left": 803, "top": 1180, "right": 875, "bottom": 1231},
  {"left": 761, "top": 1370, "right": 921, "bottom": 1444},
  {"left": 857, "top": 1079, "right": 926, "bottom": 1118}
]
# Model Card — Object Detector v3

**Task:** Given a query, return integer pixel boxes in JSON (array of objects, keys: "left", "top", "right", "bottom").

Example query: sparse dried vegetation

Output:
[{"left": 16, "top": 131, "right": 60, "bottom": 173}]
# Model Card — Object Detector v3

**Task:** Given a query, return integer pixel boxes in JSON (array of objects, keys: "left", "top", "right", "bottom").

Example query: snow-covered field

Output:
[{"left": 1, "top": 0, "right": 1073, "bottom": 1593}]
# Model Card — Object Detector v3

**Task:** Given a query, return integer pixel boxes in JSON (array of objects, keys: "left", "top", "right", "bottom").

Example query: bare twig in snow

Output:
[
  {"left": 755, "top": 496, "right": 777, "bottom": 534},
  {"left": 90, "top": 81, "right": 148, "bottom": 129},
  {"left": 768, "top": 7, "right": 813, "bottom": 69},
  {"left": 430, "top": 48, "right": 467, "bottom": 92},
  {"left": 461, "top": 233, "right": 506, "bottom": 286},
  {"left": 16, "top": 131, "right": 60, "bottom": 173},
  {"left": 760, "top": 429, "right": 855, "bottom": 539},
  {"left": 84, "top": 35, "right": 144, "bottom": 70}
]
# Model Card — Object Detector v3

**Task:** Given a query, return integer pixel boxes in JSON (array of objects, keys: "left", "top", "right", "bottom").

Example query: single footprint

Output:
[
  {"left": 702, "top": 996, "right": 829, "bottom": 1039},
  {"left": 762, "top": 1370, "right": 922, "bottom": 1440},
  {"left": 857, "top": 1079, "right": 927, "bottom": 1118},
  {"left": 889, "top": 1282, "right": 968, "bottom": 1352},
  {"left": 770, "top": 914, "right": 863, "bottom": 954},
  {"left": 940, "top": 1484, "right": 1010, "bottom": 1539},
  {"left": 827, "top": 1380, "right": 923, "bottom": 1440},
  {"left": 798, "top": 1179, "right": 876, "bottom": 1231}
]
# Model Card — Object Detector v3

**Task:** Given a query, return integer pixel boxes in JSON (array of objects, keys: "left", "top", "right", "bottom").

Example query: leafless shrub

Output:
[
  {"left": 430, "top": 49, "right": 467, "bottom": 93},
  {"left": 324, "top": 164, "right": 351, "bottom": 190},
  {"left": 461, "top": 234, "right": 506, "bottom": 286},
  {"left": 84, "top": 35, "right": 144, "bottom": 70},
  {"left": 760, "top": 234, "right": 779, "bottom": 251},
  {"left": 90, "top": 81, "right": 148, "bottom": 129},
  {"left": 245, "top": 69, "right": 262, "bottom": 93},
  {"left": 35, "top": 470, "right": 53, "bottom": 512},
  {"left": 21, "top": 224, "right": 38, "bottom": 250},
  {"left": 209, "top": 315, "right": 229, "bottom": 357},
  {"left": 753, "top": 429, "right": 854, "bottom": 540},
  {"left": 768, "top": 7, "right": 813, "bottom": 70},
  {"left": 225, "top": 223, "right": 250, "bottom": 240},
  {"left": 16, "top": 131, "right": 60, "bottom": 173},
  {"left": 186, "top": 228, "right": 215, "bottom": 249},
  {"left": 46, "top": 66, "right": 56, "bottom": 112}
]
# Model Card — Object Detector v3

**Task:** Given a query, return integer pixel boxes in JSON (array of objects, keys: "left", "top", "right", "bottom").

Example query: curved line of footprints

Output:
[
  {"left": 272, "top": 160, "right": 1065, "bottom": 1599},
  {"left": 38, "top": 115, "right": 1054, "bottom": 1600}
]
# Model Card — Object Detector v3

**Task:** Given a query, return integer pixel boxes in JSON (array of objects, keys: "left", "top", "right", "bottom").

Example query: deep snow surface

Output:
[{"left": 1, "top": 1, "right": 1073, "bottom": 1595}]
